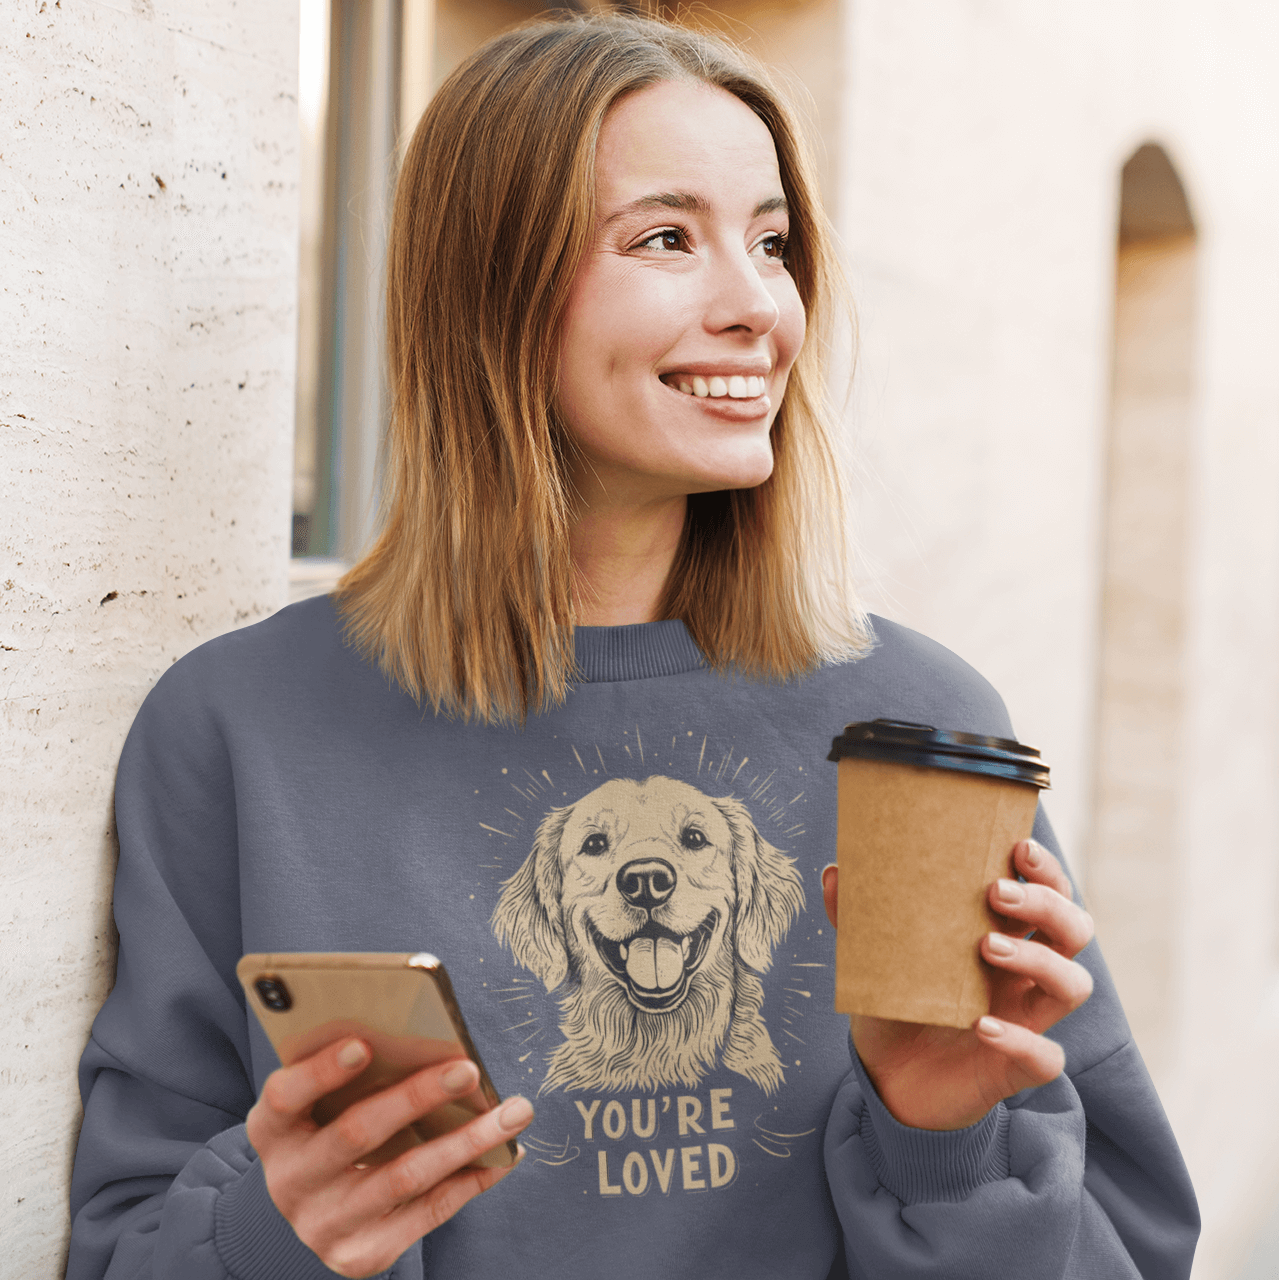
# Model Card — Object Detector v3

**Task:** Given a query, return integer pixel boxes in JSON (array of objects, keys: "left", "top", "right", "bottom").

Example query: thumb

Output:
[{"left": 821, "top": 864, "right": 838, "bottom": 929}]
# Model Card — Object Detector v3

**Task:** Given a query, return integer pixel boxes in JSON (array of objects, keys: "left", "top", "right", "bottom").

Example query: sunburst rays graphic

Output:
[
  {"left": 476, "top": 723, "right": 813, "bottom": 1072},
  {"left": 751, "top": 1114, "right": 818, "bottom": 1159}
]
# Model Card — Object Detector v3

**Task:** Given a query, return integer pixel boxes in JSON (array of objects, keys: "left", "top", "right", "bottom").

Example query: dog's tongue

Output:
[{"left": 625, "top": 936, "right": 684, "bottom": 991}]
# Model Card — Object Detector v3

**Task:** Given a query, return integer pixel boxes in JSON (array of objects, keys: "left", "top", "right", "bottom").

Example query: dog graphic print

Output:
[{"left": 491, "top": 775, "right": 805, "bottom": 1095}]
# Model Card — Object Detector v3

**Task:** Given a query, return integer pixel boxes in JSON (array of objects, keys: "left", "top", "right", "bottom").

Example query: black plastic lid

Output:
[{"left": 827, "top": 719, "right": 1050, "bottom": 789}]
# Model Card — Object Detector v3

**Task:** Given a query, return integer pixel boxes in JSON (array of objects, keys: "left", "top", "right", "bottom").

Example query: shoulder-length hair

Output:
[{"left": 336, "top": 11, "right": 870, "bottom": 723}]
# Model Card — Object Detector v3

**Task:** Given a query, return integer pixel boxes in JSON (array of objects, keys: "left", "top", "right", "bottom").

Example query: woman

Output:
[{"left": 68, "top": 13, "right": 1199, "bottom": 1279}]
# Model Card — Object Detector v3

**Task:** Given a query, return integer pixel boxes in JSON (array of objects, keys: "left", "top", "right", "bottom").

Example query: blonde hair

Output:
[{"left": 336, "top": 11, "right": 869, "bottom": 723}]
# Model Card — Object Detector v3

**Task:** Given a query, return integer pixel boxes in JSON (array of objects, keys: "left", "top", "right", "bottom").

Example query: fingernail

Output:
[
  {"left": 441, "top": 1060, "right": 478, "bottom": 1094},
  {"left": 1023, "top": 841, "right": 1043, "bottom": 868},
  {"left": 497, "top": 1096, "right": 534, "bottom": 1132},
  {"left": 996, "top": 878, "right": 1024, "bottom": 905},
  {"left": 986, "top": 932, "right": 1016, "bottom": 957},
  {"left": 337, "top": 1040, "right": 368, "bottom": 1070},
  {"left": 977, "top": 1016, "right": 1003, "bottom": 1037}
]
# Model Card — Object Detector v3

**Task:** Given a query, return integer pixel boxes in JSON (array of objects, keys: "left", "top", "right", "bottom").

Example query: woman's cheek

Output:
[{"left": 774, "top": 280, "right": 806, "bottom": 370}]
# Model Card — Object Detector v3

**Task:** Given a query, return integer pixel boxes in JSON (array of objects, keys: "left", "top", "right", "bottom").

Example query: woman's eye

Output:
[
  {"left": 637, "top": 229, "right": 685, "bottom": 252},
  {"left": 680, "top": 827, "right": 708, "bottom": 850},
  {"left": 580, "top": 833, "right": 609, "bottom": 856},
  {"left": 753, "top": 233, "right": 788, "bottom": 261}
]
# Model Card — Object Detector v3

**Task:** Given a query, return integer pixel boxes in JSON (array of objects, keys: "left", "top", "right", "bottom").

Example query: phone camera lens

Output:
[{"left": 254, "top": 976, "right": 292, "bottom": 1012}]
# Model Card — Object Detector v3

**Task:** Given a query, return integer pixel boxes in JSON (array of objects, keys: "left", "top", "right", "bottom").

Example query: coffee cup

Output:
[{"left": 826, "top": 719, "right": 1050, "bottom": 1028}]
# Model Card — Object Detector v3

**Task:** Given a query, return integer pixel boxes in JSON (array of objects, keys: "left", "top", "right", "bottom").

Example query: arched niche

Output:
[{"left": 1088, "top": 142, "right": 1197, "bottom": 1083}]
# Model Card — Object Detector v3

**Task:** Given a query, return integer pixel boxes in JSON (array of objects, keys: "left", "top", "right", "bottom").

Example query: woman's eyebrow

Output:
[
  {"left": 602, "top": 190, "right": 787, "bottom": 225},
  {"left": 603, "top": 190, "right": 709, "bottom": 225}
]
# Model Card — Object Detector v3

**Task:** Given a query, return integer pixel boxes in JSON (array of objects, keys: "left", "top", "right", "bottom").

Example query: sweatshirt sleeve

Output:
[
  {"left": 66, "top": 648, "right": 422, "bottom": 1280},
  {"left": 822, "top": 807, "right": 1200, "bottom": 1279}
]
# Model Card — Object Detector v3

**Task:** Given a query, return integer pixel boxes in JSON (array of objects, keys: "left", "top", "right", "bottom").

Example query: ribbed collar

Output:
[{"left": 572, "top": 619, "right": 706, "bottom": 683}]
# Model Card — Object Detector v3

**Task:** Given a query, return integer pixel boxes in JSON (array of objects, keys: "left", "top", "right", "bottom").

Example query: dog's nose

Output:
[{"left": 616, "top": 858, "right": 677, "bottom": 911}]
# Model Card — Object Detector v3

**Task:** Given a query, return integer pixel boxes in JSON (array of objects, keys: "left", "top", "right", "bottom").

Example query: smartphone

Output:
[{"left": 236, "top": 951, "right": 517, "bottom": 1169}]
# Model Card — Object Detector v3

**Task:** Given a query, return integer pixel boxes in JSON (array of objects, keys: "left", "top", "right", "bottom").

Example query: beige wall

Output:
[
  {"left": 0, "top": 0, "right": 297, "bottom": 1271},
  {"left": 839, "top": 3, "right": 1279, "bottom": 1276}
]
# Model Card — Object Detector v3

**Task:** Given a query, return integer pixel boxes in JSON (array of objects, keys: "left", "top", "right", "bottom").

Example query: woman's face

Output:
[{"left": 557, "top": 79, "right": 805, "bottom": 508}]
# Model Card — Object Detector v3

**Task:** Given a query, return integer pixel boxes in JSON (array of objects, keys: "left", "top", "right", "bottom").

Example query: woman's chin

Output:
[{"left": 689, "top": 450, "right": 775, "bottom": 495}]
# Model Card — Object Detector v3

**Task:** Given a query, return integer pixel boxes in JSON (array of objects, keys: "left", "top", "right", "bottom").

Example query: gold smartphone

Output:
[{"left": 236, "top": 951, "right": 517, "bottom": 1169}]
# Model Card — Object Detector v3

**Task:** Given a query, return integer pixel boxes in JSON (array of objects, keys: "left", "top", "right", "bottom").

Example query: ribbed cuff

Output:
[
  {"left": 214, "top": 1157, "right": 393, "bottom": 1280},
  {"left": 852, "top": 1047, "right": 1011, "bottom": 1204}
]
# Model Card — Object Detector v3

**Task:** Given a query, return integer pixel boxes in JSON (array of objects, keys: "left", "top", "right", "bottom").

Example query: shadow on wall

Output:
[{"left": 1087, "top": 142, "right": 1197, "bottom": 1090}]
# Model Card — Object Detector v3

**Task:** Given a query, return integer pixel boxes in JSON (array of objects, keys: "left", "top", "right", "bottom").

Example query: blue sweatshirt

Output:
[{"left": 68, "top": 598, "right": 1199, "bottom": 1278}]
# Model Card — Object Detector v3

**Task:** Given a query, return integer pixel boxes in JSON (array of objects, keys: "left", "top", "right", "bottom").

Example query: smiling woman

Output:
[
  {"left": 336, "top": 15, "right": 868, "bottom": 722},
  {"left": 69, "top": 11, "right": 1198, "bottom": 1280},
  {"left": 558, "top": 81, "right": 806, "bottom": 626}
]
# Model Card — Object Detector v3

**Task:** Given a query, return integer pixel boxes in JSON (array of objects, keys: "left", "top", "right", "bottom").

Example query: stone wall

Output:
[{"left": 0, "top": 1, "right": 297, "bottom": 1270}]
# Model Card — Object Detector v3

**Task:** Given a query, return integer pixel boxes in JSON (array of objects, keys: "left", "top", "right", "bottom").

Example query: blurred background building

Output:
[{"left": 4, "top": 0, "right": 1278, "bottom": 1275}]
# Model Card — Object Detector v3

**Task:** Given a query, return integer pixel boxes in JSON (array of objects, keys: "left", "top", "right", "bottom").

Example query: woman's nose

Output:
[{"left": 702, "top": 249, "right": 781, "bottom": 337}]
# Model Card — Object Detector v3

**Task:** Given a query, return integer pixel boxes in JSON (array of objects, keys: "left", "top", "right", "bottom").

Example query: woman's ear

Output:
[
  {"left": 716, "top": 797, "right": 806, "bottom": 973},
  {"left": 490, "top": 806, "right": 572, "bottom": 990}
]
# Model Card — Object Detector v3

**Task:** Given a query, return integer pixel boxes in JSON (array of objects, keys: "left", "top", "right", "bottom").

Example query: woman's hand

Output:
[
  {"left": 821, "top": 838, "right": 1095, "bottom": 1131},
  {"left": 244, "top": 1040, "right": 533, "bottom": 1278}
]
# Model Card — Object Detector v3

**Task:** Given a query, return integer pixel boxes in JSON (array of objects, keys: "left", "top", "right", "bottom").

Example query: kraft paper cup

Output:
[{"left": 827, "top": 720, "right": 1050, "bottom": 1029}]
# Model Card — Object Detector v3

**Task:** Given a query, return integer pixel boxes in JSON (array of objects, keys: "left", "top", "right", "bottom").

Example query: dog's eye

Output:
[
  {"left": 580, "top": 833, "right": 609, "bottom": 856},
  {"left": 680, "top": 826, "right": 708, "bottom": 850}
]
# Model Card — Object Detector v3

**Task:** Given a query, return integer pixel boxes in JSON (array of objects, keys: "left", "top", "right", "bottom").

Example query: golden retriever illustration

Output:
[{"left": 491, "top": 775, "right": 805, "bottom": 1095}]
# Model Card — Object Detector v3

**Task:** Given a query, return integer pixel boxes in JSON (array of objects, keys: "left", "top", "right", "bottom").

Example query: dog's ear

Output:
[
  {"left": 490, "top": 805, "right": 571, "bottom": 991},
  {"left": 716, "top": 796, "right": 806, "bottom": 974}
]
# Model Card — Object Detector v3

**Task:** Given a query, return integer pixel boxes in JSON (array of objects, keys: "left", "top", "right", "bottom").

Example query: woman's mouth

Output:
[{"left": 659, "top": 373, "right": 767, "bottom": 400}]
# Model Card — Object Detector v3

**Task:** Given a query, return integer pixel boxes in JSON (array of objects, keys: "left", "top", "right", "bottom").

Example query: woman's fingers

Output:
[
  {"left": 310, "top": 1095, "right": 532, "bottom": 1259},
  {"left": 288, "top": 1085, "right": 532, "bottom": 1264},
  {"left": 982, "top": 929, "right": 1094, "bottom": 1025},
  {"left": 389, "top": 1152, "right": 521, "bottom": 1239},
  {"left": 322, "top": 1152, "right": 523, "bottom": 1280},
  {"left": 974, "top": 1015, "right": 1067, "bottom": 1090},
  {"left": 250, "top": 1038, "right": 372, "bottom": 1147},
  {"left": 1014, "top": 838, "right": 1074, "bottom": 900},
  {"left": 248, "top": 1047, "right": 532, "bottom": 1274},
  {"left": 352, "top": 1095, "right": 533, "bottom": 1216},
  {"left": 313, "top": 1057, "right": 483, "bottom": 1177},
  {"left": 989, "top": 864, "right": 1095, "bottom": 960}
]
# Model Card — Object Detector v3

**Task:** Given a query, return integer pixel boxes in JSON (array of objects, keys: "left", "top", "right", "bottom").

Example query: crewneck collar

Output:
[{"left": 572, "top": 619, "right": 706, "bottom": 683}]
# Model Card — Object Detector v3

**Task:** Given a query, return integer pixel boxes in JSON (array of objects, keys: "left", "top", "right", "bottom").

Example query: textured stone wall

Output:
[{"left": 0, "top": 0, "right": 297, "bottom": 1270}]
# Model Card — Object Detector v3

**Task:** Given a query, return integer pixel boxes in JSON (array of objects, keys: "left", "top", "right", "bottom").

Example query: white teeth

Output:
[
  {"left": 670, "top": 374, "right": 766, "bottom": 399},
  {"left": 681, "top": 935, "right": 690, "bottom": 957}
]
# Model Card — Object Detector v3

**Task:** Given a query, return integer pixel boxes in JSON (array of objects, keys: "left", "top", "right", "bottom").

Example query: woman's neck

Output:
[{"left": 569, "top": 493, "right": 686, "bottom": 626}]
